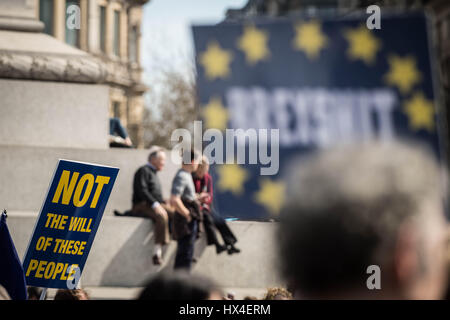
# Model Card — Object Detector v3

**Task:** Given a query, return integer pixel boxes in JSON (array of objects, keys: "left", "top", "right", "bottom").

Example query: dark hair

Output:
[
  {"left": 263, "top": 287, "right": 292, "bottom": 300},
  {"left": 54, "top": 289, "right": 89, "bottom": 300},
  {"left": 181, "top": 149, "right": 199, "bottom": 164},
  {"left": 138, "top": 272, "right": 221, "bottom": 300},
  {"left": 27, "top": 286, "right": 42, "bottom": 300}
]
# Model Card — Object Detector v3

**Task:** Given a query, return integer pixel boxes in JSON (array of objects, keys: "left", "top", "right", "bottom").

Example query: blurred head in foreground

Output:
[
  {"left": 0, "top": 285, "right": 10, "bottom": 300},
  {"left": 138, "top": 272, "right": 223, "bottom": 300},
  {"left": 27, "top": 286, "right": 42, "bottom": 300},
  {"left": 279, "top": 141, "right": 448, "bottom": 299},
  {"left": 263, "top": 287, "right": 293, "bottom": 300},
  {"left": 54, "top": 289, "right": 89, "bottom": 300}
]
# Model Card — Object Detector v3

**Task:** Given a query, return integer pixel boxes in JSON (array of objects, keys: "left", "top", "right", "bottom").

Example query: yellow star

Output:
[
  {"left": 199, "top": 41, "right": 233, "bottom": 80},
  {"left": 202, "top": 97, "right": 229, "bottom": 131},
  {"left": 344, "top": 25, "right": 381, "bottom": 64},
  {"left": 403, "top": 92, "right": 434, "bottom": 131},
  {"left": 237, "top": 25, "right": 270, "bottom": 65},
  {"left": 293, "top": 20, "right": 328, "bottom": 60},
  {"left": 385, "top": 55, "right": 422, "bottom": 94},
  {"left": 254, "top": 179, "right": 285, "bottom": 215},
  {"left": 216, "top": 163, "right": 249, "bottom": 196}
]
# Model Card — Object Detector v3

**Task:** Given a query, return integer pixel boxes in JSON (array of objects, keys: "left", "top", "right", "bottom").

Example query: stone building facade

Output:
[{"left": 36, "top": 0, "right": 148, "bottom": 147}]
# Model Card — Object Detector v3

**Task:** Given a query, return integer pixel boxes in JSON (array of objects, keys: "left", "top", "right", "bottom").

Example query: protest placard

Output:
[{"left": 22, "top": 160, "right": 119, "bottom": 289}]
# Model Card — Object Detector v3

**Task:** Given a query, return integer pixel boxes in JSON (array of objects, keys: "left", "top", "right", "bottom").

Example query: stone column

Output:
[
  {"left": 80, "top": 0, "right": 89, "bottom": 50},
  {"left": 53, "top": 0, "right": 65, "bottom": 41}
]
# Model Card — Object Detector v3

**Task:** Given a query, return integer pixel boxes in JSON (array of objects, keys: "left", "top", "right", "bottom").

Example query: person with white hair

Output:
[{"left": 115, "top": 147, "right": 173, "bottom": 265}]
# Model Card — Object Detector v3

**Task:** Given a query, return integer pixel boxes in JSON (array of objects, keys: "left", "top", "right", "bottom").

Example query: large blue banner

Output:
[
  {"left": 192, "top": 13, "right": 443, "bottom": 220},
  {"left": 23, "top": 160, "right": 119, "bottom": 289}
]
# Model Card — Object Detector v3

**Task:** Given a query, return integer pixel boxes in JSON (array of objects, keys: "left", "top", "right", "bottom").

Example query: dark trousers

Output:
[
  {"left": 174, "top": 220, "right": 198, "bottom": 271},
  {"left": 204, "top": 210, "right": 237, "bottom": 247}
]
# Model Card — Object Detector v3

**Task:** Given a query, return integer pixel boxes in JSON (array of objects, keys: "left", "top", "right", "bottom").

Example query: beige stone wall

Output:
[{"left": 36, "top": 0, "right": 148, "bottom": 148}]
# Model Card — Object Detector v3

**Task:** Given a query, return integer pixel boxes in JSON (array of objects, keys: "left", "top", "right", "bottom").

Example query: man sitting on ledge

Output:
[{"left": 115, "top": 148, "right": 173, "bottom": 265}]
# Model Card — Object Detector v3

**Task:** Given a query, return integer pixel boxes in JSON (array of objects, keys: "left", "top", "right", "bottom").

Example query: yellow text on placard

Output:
[{"left": 51, "top": 170, "right": 110, "bottom": 208}]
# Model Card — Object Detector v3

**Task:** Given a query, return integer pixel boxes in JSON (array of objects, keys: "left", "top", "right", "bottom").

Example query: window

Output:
[
  {"left": 113, "top": 101, "right": 121, "bottom": 118},
  {"left": 99, "top": 5, "right": 106, "bottom": 52},
  {"left": 129, "top": 25, "right": 138, "bottom": 63},
  {"left": 39, "top": 0, "right": 54, "bottom": 36},
  {"left": 113, "top": 10, "right": 121, "bottom": 57},
  {"left": 65, "top": 0, "right": 80, "bottom": 47}
]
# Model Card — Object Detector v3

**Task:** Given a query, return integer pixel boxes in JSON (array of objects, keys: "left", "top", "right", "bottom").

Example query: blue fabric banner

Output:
[{"left": 192, "top": 12, "right": 443, "bottom": 220}]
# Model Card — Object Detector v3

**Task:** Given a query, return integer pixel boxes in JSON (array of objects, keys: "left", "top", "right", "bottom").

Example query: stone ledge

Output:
[
  {"left": 0, "top": 50, "right": 107, "bottom": 83},
  {"left": 0, "top": 30, "right": 142, "bottom": 85},
  {"left": 7, "top": 211, "right": 282, "bottom": 289},
  {"left": 0, "top": 16, "right": 44, "bottom": 33}
]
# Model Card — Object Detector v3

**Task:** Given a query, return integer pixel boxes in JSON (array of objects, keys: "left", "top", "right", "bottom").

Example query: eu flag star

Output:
[
  {"left": 237, "top": 25, "right": 270, "bottom": 65},
  {"left": 199, "top": 41, "right": 233, "bottom": 80},
  {"left": 254, "top": 179, "right": 285, "bottom": 215},
  {"left": 293, "top": 20, "right": 328, "bottom": 60},
  {"left": 216, "top": 164, "right": 249, "bottom": 196},
  {"left": 385, "top": 55, "right": 422, "bottom": 94},
  {"left": 403, "top": 92, "right": 434, "bottom": 131},
  {"left": 202, "top": 97, "right": 229, "bottom": 131},
  {"left": 344, "top": 24, "right": 381, "bottom": 65}
]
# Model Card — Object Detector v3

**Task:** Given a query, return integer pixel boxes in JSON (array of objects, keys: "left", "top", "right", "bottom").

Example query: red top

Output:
[{"left": 192, "top": 172, "right": 213, "bottom": 210}]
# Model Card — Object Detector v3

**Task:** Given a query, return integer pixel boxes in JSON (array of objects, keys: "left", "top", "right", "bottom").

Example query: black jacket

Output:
[
  {"left": 172, "top": 198, "right": 202, "bottom": 240},
  {"left": 132, "top": 164, "right": 164, "bottom": 206}
]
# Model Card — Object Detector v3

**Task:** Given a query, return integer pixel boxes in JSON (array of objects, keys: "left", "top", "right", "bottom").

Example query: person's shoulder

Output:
[
  {"left": 176, "top": 168, "right": 188, "bottom": 176},
  {"left": 173, "top": 169, "right": 184, "bottom": 179},
  {"left": 136, "top": 165, "right": 153, "bottom": 175},
  {"left": 136, "top": 165, "right": 147, "bottom": 172}
]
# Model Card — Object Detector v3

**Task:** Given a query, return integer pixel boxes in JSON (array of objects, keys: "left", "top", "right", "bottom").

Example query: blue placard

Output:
[
  {"left": 22, "top": 160, "right": 119, "bottom": 289},
  {"left": 192, "top": 12, "right": 444, "bottom": 220}
]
